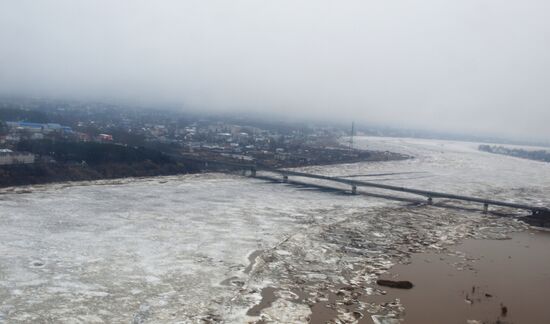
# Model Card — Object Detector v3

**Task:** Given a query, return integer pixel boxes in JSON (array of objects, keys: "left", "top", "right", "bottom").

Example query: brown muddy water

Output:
[{"left": 372, "top": 230, "right": 550, "bottom": 324}]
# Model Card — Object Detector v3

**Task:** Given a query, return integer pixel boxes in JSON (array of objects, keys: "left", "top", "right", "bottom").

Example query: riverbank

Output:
[
  {"left": 1, "top": 139, "right": 200, "bottom": 188},
  {"left": 0, "top": 148, "right": 410, "bottom": 188},
  {"left": 0, "top": 161, "right": 194, "bottom": 188}
]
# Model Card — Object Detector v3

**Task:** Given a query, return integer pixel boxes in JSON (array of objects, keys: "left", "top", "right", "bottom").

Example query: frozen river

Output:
[{"left": 0, "top": 137, "right": 549, "bottom": 323}]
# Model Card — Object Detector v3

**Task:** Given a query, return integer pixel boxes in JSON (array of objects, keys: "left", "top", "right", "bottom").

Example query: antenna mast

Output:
[{"left": 349, "top": 121, "right": 354, "bottom": 151}]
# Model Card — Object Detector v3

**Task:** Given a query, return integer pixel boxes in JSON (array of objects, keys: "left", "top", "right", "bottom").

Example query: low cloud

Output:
[{"left": 1, "top": 0, "right": 549, "bottom": 141}]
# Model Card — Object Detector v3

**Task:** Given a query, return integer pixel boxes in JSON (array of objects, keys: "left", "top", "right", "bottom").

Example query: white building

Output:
[{"left": 0, "top": 149, "right": 35, "bottom": 165}]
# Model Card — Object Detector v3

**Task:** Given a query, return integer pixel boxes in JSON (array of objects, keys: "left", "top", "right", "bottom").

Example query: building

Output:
[
  {"left": 0, "top": 149, "right": 35, "bottom": 165},
  {"left": 6, "top": 121, "right": 73, "bottom": 134},
  {"left": 98, "top": 134, "right": 113, "bottom": 142}
]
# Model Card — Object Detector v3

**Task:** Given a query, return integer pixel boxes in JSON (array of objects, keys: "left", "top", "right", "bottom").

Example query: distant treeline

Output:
[
  {"left": 17, "top": 140, "right": 170, "bottom": 165},
  {"left": 0, "top": 140, "right": 197, "bottom": 187},
  {"left": 479, "top": 144, "right": 550, "bottom": 162},
  {"left": 0, "top": 161, "right": 193, "bottom": 188}
]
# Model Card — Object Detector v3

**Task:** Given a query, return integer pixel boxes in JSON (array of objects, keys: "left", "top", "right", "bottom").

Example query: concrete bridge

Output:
[
  {"left": 265, "top": 168, "right": 550, "bottom": 215},
  {"left": 177, "top": 156, "right": 550, "bottom": 223}
]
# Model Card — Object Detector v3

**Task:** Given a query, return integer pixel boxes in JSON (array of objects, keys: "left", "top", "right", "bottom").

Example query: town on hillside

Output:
[{"left": 0, "top": 99, "right": 408, "bottom": 186}]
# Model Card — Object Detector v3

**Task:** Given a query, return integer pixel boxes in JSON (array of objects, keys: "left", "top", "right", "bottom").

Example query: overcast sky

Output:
[{"left": 1, "top": 0, "right": 549, "bottom": 141}]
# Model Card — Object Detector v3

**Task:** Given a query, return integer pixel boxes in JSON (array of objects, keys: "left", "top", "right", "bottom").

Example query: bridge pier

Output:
[
  {"left": 250, "top": 167, "right": 256, "bottom": 177},
  {"left": 427, "top": 197, "right": 433, "bottom": 205},
  {"left": 483, "top": 203, "right": 489, "bottom": 214},
  {"left": 351, "top": 185, "right": 357, "bottom": 195}
]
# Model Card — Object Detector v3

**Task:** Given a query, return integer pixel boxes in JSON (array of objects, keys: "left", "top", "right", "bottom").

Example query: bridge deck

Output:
[
  {"left": 173, "top": 156, "right": 549, "bottom": 215},
  {"left": 265, "top": 169, "right": 550, "bottom": 213}
]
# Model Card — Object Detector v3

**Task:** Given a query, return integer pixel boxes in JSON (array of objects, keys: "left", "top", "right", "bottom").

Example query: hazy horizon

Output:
[{"left": 1, "top": 0, "right": 549, "bottom": 142}]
